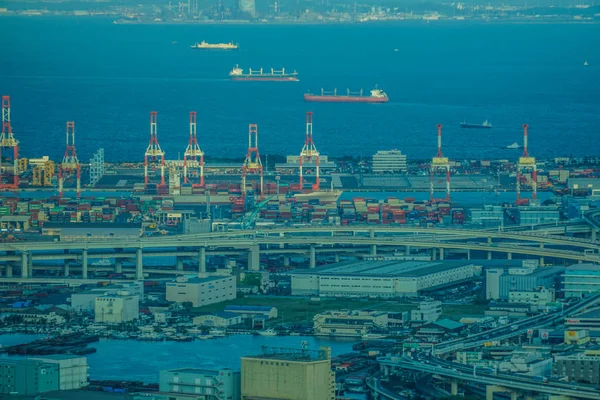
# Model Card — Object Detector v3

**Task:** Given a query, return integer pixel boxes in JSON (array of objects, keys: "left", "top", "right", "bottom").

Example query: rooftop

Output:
[
  {"left": 167, "top": 367, "right": 230, "bottom": 376},
  {"left": 0, "top": 215, "right": 31, "bottom": 222},
  {"left": 169, "top": 275, "right": 232, "bottom": 285},
  {"left": 292, "top": 259, "right": 475, "bottom": 278},
  {"left": 433, "top": 319, "right": 465, "bottom": 330},
  {"left": 566, "top": 263, "right": 600, "bottom": 272},
  {"left": 243, "top": 346, "right": 329, "bottom": 362},
  {"left": 225, "top": 305, "right": 275, "bottom": 312}
]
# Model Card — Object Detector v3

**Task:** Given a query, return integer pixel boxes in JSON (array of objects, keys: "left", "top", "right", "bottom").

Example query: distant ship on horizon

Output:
[
  {"left": 191, "top": 41, "right": 238, "bottom": 50},
  {"left": 304, "top": 88, "right": 389, "bottom": 103},
  {"left": 501, "top": 142, "right": 523, "bottom": 150},
  {"left": 229, "top": 65, "right": 299, "bottom": 81},
  {"left": 460, "top": 119, "right": 493, "bottom": 129}
]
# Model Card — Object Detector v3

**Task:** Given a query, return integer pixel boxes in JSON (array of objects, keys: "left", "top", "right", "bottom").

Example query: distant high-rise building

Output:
[{"left": 239, "top": 0, "right": 256, "bottom": 17}]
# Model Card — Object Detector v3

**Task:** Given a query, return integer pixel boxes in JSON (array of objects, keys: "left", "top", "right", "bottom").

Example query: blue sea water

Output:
[
  {"left": 1, "top": 334, "right": 358, "bottom": 383},
  {"left": 1, "top": 18, "right": 599, "bottom": 162}
]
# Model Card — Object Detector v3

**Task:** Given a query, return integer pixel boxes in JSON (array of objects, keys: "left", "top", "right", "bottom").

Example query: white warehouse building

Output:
[
  {"left": 291, "top": 260, "right": 480, "bottom": 298},
  {"left": 372, "top": 149, "right": 407, "bottom": 173}
]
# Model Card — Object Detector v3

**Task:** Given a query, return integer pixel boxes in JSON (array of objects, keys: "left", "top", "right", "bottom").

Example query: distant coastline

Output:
[{"left": 0, "top": 14, "right": 599, "bottom": 26}]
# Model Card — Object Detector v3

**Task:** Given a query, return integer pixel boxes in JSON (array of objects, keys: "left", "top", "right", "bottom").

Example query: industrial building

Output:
[
  {"left": 193, "top": 312, "right": 242, "bottom": 327},
  {"left": 30, "top": 355, "right": 88, "bottom": 390},
  {"left": 554, "top": 349, "right": 600, "bottom": 385},
  {"left": 241, "top": 346, "right": 335, "bottom": 400},
  {"left": 372, "top": 149, "right": 407, "bottom": 173},
  {"left": 485, "top": 264, "right": 563, "bottom": 300},
  {"left": 564, "top": 263, "right": 600, "bottom": 298},
  {"left": 224, "top": 305, "right": 278, "bottom": 319},
  {"left": 313, "top": 310, "right": 388, "bottom": 337},
  {"left": 159, "top": 367, "right": 240, "bottom": 400},
  {"left": 166, "top": 275, "right": 236, "bottom": 307},
  {"left": 0, "top": 215, "right": 31, "bottom": 231},
  {"left": 410, "top": 300, "right": 442, "bottom": 323},
  {"left": 71, "top": 282, "right": 144, "bottom": 312},
  {"left": 94, "top": 292, "right": 140, "bottom": 323},
  {"left": 564, "top": 309, "right": 600, "bottom": 332},
  {"left": 509, "top": 287, "right": 555, "bottom": 305},
  {"left": 291, "top": 260, "right": 479, "bottom": 298},
  {"left": 0, "top": 359, "right": 59, "bottom": 395}
]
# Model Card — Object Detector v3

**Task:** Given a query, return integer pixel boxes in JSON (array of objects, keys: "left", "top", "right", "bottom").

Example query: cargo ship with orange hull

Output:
[
  {"left": 229, "top": 65, "right": 299, "bottom": 81},
  {"left": 304, "top": 88, "right": 389, "bottom": 103}
]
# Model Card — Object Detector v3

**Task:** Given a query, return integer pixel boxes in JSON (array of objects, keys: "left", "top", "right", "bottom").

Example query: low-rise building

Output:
[
  {"left": 564, "top": 309, "right": 600, "bottom": 332},
  {"left": 166, "top": 275, "right": 236, "bottom": 307},
  {"left": 0, "top": 215, "right": 31, "bottom": 231},
  {"left": 416, "top": 319, "right": 465, "bottom": 338},
  {"left": 554, "top": 350, "right": 600, "bottom": 385},
  {"left": 292, "top": 260, "right": 479, "bottom": 298},
  {"left": 94, "top": 292, "right": 139, "bottom": 323},
  {"left": 71, "top": 282, "right": 144, "bottom": 312},
  {"left": 456, "top": 351, "right": 483, "bottom": 365},
  {"left": 564, "top": 263, "right": 600, "bottom": 298},
  {"left": 564, "top": 329, "right": 590, "bottom": 345},
  {"left": 224, "top": 305, "right": 278, "bottom": 320},
  {"left": 509, "top": 287, "right": 555, "bottom": 305},
  {"left": 498, "top": 351, "right": 552, "bottom": 376},
  {"left": 485, "top": 302, "right": 531, "bottom": 317},
  {"left": 0, "top": 359, "right": 59, "bottom": 395},
  {"left": 241, "top": 346, "right": 335, "bottom": 400},
  {"left": 193, "top": 312, "right": 243, "bottom": 328},
  {"left": 159, "top": 367, "right": 240, "bottom": 400},
  {"left": 313, "top": 310, "right": 387, "bottom": 337},
  {"left": 410, "top": 300, "right": 442, "bottom": 323},
  {"left": 29, "top": 355, "right": 87, "bottom": 390}
]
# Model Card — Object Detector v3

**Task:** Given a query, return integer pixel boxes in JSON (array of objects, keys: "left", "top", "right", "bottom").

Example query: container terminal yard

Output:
[{"left": 2, "top": 94, "right": 600, "bottom": 400}]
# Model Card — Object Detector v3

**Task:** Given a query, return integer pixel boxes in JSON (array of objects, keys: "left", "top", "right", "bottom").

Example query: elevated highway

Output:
[{"left": 1, "top": 226, "right": 598, "bottom": 280}]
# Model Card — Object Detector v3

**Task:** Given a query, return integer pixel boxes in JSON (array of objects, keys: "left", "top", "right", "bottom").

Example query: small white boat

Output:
[
  {"left": 208, "top": 329, "right": 227, "bottom": 337},
  {"left": 584, "top": 60, "right": 590, "bottom": 66},
  {"left": 198, "top": 335, "right": 213, "bottom": 340},
  {"left": 394, "top": 49, "right": 399, "bottom": 52},
  {"left": 258, "top": 328, "right": 278, "bottom": 336},
  {"left": 362, "top": 333, "right": 388, "bottom": 340}
]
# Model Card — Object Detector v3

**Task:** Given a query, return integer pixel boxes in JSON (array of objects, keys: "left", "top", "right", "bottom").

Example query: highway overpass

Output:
[{"left": 1, "top": 226, "right": 599, "bottom": 280}]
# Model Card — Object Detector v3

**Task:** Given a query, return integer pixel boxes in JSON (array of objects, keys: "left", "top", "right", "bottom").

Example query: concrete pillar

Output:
[
  {"left": 507, "top": 252, "right": 512, "bottom": 260},
  {"left": 6, "top": 264, "right": 13, "bottom": 278},
  {"left": 432, "top": 248, "right": 437, "bottom": 260},
  {"left": 82, "top": 249, "right": 88, "bottom": 279},
  {"left": 510, "top": 392, "right": 518, "bottom": 400},
  {"left": 439, "top": 248, "right": 444, "bottom": 260},
  {"left": 176, "top": 258, "right": 184, "bottom": 271},
  {"left": 370, "top": 244, "right": 377, "bottom": 256},
  {"left": 283, "top": 256, "right": 290, "bottom": 267},
  {"left": 369, "top": 229, "right": 375, "bottom": 238},
  {"left": 405, "top": 245, "right": 411, "bottom": 255},
  {"left": 487, "top": 236, "right": 492, "bottom": 244},
  {"left": 136, "top": 247, "right": 143, "bottom": 280},
  {"left": 309, "top": 245, "right": 316, "bottom": 269},
  {"left": 467, "top": 249, "right": 471, "bottom": 260},
  {"left": 249, "top": 245, "right": 260, "bottom": 271},
  {"left": 488, "top": 251, "right": 492, "bottom": 260},
  {"left": 64, "top": 261, "right": 70, "bottom": 277},
  {"left": 334, "top": 253, "right": 339, "bottom": 263},
  {"left": 540, "top": 257, "right": 545, "bottom": 267},
  {"left": 451, "top": 379, "right": 459, "bottom": 396},
  {"left": 21, "top": 252, "right": 29, "bottom": 279},
  {"left": 198, "top": 247, "right": 206, "bottom": 274},
  {"left": 592, "top": 229, "right": 597, "bottom": 241}
]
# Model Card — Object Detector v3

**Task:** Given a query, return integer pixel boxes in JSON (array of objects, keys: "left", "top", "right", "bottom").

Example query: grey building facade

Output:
[
  {"left": 159, "top": 368, "right": 240, "bottom": 400},
  {"left": 0, "top": 359, "right": 59, "bottom": 395}
]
